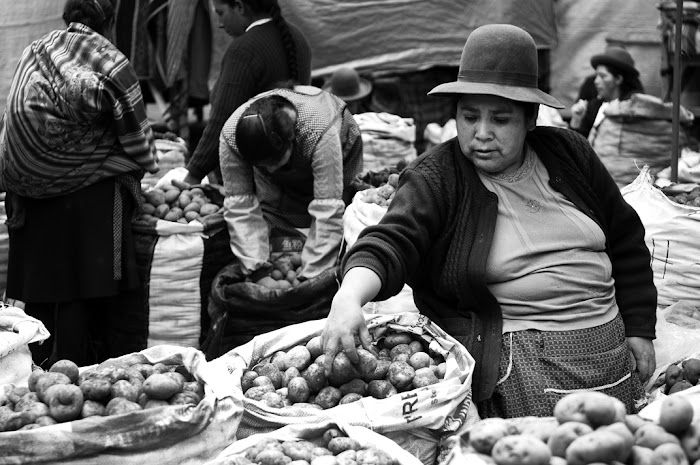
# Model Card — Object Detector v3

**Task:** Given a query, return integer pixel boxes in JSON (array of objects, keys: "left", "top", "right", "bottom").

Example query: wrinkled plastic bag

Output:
[
  {"left": 204, "top": 420, "right": 423, "bottom": 465},
  {"left": 0, "top": 304, "right": 49, "bottom": 386},
  {"left": 645, "top": 302, "right": 700, "bottom": 395}
]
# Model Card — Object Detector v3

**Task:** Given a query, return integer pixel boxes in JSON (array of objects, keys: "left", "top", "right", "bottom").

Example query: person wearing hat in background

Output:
[
  {"left": 219, "top": 82, "right": 363, "bottom": 281},
  {"left": 569, "top": 46, "right": 645, "bottom": 138},
  {"left": 320, "top": 24, "right": 656, "bottom": 418},
  {"left": 323, "top": 67, "right": 373, "bottom": 114}
]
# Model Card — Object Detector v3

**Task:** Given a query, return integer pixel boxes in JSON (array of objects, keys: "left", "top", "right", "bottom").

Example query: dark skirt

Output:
[
  {"left": 6, "top": 178, "right": 140, "bottom": 303},
  {"left": 478, "top": 313, "right": 645, "bottom": 419}
]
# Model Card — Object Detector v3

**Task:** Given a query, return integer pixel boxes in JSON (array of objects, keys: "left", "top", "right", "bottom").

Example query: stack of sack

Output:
[{"left": 354, "top": 112, "right": 417, "bottom": 172}]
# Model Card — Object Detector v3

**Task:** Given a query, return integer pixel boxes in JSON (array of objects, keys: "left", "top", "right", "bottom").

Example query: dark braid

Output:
[{"left": 269, "top": 3, "right": 299, "bottom": 82}]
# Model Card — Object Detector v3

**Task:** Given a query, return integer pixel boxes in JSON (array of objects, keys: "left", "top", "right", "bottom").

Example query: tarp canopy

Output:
[{"left": 280, "top": 0, "right": 558, "bottom": 77}]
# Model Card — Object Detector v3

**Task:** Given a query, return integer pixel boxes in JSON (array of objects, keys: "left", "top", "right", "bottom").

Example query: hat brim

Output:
[
  {"left": 323, "top": 78, "right": 373, "bottom": 102},
  {"left": 428, "top": 81, "right": 564, "bottom": 109},
  {"left": 590, "top": 55, "right": 639, "bottom": 78}
]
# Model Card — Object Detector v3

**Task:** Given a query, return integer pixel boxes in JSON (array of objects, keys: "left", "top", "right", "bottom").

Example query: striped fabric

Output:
[{"left": 0, "top": 22, "right": 158, "bottom": 199}]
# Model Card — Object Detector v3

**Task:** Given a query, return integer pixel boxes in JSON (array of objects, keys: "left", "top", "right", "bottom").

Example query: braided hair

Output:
[
  {"left": 239, "top": 0, "right": 300, "bottom": 82},
  {"left": 62, "top": 0, "right": 115, "bottom": 35}
]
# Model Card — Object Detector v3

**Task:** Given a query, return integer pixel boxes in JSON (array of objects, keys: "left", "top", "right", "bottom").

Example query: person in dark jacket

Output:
[
  {"left": 320, "top": 24, "right": 657, "bottom": 419},
  {"left": 183, "top": 0, "right": 312, "bottom": 185}
]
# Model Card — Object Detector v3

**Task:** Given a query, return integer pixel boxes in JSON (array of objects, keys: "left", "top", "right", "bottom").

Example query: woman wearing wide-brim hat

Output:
[
  {"left": 570, "top": 46, "right": 645, "bottom": 138},
  {"left": 320, "top": 24, "right": 656, "bottom": 419}
]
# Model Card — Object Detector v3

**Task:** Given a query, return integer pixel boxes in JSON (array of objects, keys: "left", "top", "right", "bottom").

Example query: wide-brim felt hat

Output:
[
  {"left": 429, "top": 24, "right": 564, "bottom": 109},
  {"left": 323, "top": 67, "right": 373, "bottom": 102},
  {"left": 590, "top": 46, "right": 639, "bottom": 78}
]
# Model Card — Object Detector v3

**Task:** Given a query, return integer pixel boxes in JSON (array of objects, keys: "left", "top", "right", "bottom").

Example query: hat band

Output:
[{"left": 458, "top": 69, "right": 538, "bottom": 88}]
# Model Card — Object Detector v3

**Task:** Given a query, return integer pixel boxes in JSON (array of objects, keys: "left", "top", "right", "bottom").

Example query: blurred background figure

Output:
[{"left": 323, "top": 67, "right": 373, "bottom": 114}]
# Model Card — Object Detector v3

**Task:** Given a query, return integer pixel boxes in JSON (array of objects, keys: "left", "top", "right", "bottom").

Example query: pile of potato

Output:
[
  {"left": 660, "top": 357, "right": 700, "bottom": 395},
  {"left": 221, "top": 426, "right": 397, "bottom": 465},
  {"left": 242, "top": 331, "right": 446, "bottom": 409},
  {"left": 139, "top": 179, "right": 223, "bottom": 224},
  {"left": 248, "top": 252, "right": 304, "bottom": 289},
  {"left": 664, "top": 186, "right": 700, "bottom": 206},
  {"left": 0, "top": 357, "right": 204, "bottom": 432},
  {"left": 360, "top": 173, "right": 399, "bottom": 207},
  {"left": 462, "top": 390, "right": 700, "bottom": 465}
]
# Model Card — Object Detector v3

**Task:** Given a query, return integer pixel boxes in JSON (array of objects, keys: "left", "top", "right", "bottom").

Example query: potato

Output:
[
  {"left": 377, "top": 348, "right": 391, "bottom": 361},
  {"left": 339, "top": 393, "right": 362, "bottom": 405},
  {"left": 408, "top": 352, "right": 431, "bottom": 370},
  {"left": 154, "top": 203, "right": 170, "bottom": 219},
  {"left": 200, "top": 203, "right": 220, "bottom": 216},
  {"left": 339, "top": 379, "right": 368, "bottom": 397},
  {"left": 178, "top": 194, "right": 192, "bottom": 209},
  {"left": 182, "top": 381, "right": 205, "bottom": 398},
  {"left": 144, "top": 191, "right": 166, "bottom": 206},
  {"left": 16, "top": 401, "right": 50, "bottom": 422},
  {"left": 367, "top": 380, "right": 397, "bottom": 399},
  {"left": 599, "top": 422, "right": 634, "bottom": 459},
  {"left": 355, "top": 448, "right": 395, "bottom": 465},
  {"left": 81, "top": 399, "right": 106, "bottom": 418},
  {"left": 35, "top": 415, "right": 57, "bottom": 427},
  {"left": 164, "top": 189, "right": 180, "bottom": 204},
  {"left": 364, "top": 359, "right": 391, "bottom": 381},
  {"left": 2, "top": 412, "right": 34, "bottom": 431},
  {"left": 253, "top": 376, "right": 276, "bottom": 390},
  {"left": 170, "top": 392, "right": 202, "bottom": 405},
  {"left": 270, "top": 269, "right": 284, "bottom": 281},
  {"left": 254, "top": 449, "right": 289, "bottom": 465},
  {"left": 625, "top": 414, "right": 651, "bottom": 434},
  {"left": 680, "top": 421, "right": 700, "bottom": 462},
  {"left": 383, "top": 333, "right": 413, "bottom": 348},
  {"left": 260, "top": 392, "right": 285, "bottom": 409},
  {"left": 660, "top": 395, "right": 694, "bottom": 435},
  {"left": 14, "top": 392, "right": 40, "bottom": 412},
  {"left": 287, "top": 377, "right": 311, "bottom": 404},
  {"left": 328, "top": 437, "right": 361, "bottom": 455},
  {"left": 286, "top": 270, "right": 297, "bottom": 283},
  {"left": 635, "top": 423, "right": 681, "bottom": 449},
  {"left": 143, "top": 373, "right": 182, "bottom": 400},
  {"left": 306, "top": 336, "right": 324, "bottom": 359},
  {"left": 44, "top": 384, "right": 84, "bottom": 422},
  {"left": 354, "top": 348, "right": 378, "bottom": 378},
  {"left": 49, "top": 359, "right": 80, "bottom": 384},
  {"left": 387, "top": 361, "right": 415, "bottom": 390},
  {"left": 669, "top": 381, "right": 695, "bottom": 394},
  {"left": 270, "top": 351, "right": 288, "bottom": 371},
  {"left": 302, "top": 363, "right": 328, "bottom": 393},
  {"left": 650, "top": 442, "right": 689, "bottom": 465},
  {"left": 285, "top": 346, "right": 312, "bottom": 371},
  {"left": 283, "top": 367, "right": 301, "bottom": 388},
  {"left": 413, "top": 367, "right": 439, "bottom": 388},
  {"left": 666, "top": 364, "right": 684, "bottom": 390},
  {"left": 469, "top": 417, "right": 510, "bottom": 454},
  {"left": 245, "top": 385, "right": 275, "bottom": 401},
  {"left": 330, "top": 353, "right": 362, "bottom": 386},
  {"left": 389, "top": 344, "right": 412, "bottom": 360},
  {"left": 141, "top": 203, "right": 156, "bottom": 215},
  {"left": 254, "top": 363, "right": 284, "bottom": 389},
  {"left": 105, "top": 397, "right": 142, "bottom": 416},
  {"left": 683, "top": 359, "right": 700, "bottom": 385},
  {"left": 281, "top": 440, "right": 315, "bottom": 461},
  {"left": 553, "top": 391, "right": 622, "bottom": 427},
  {"left": 628, "top": 445, "right": 654, "bottom": 465},
  {"left": 408, "top": 340, "right": 424, "bottom": 355},
  {"left": 241, "top": 370, "right": 259, "bottom": 392},
  {"left": 190, "top": 187, "right": 205, "bottom": 197},
  {"left": 314, "top": 386, "right": 342, "bottom": 409},
  {"left": 34, "top": 372, "right": 72, "bottom": 403},
  {"left": 566, "top": 429, "right": 631, "bottom": 465},
  {"left": 110, "top": 379, "right": 141, "bottom": 403},
  {"left": 131, "top": 363, "right": 157, "bottom": 379}
]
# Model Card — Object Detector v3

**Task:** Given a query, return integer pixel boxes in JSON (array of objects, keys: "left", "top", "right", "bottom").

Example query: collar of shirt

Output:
[{"left": 246, "top": 18, "right": 272, "bottom": 32}]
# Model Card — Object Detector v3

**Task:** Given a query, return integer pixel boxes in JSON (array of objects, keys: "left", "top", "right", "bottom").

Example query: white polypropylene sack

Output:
[
  {"left": 343, "top": 190, "right": 419, "bottom": 315},
  {"left": 621, "top": 166, "right": 700, "bottom": 309},
  {"left": 205, "top": 420, "right": 423, "bottom": 465},
  {"left": 0, "top": 304, "right": 49, "bottom": 386},
  {"left": 208, "top": 312, "right": 478, "bottom": 465},
  {"left": 0, "top": 345, "right": 244, "bottom": 465}
]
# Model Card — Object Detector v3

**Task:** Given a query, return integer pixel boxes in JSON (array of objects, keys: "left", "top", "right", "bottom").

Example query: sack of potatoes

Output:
[
  {"left": 359, "top": 173, "right": 399, "bottom": 207},
  {"left": 241, "top": 329, "right": 447, "bottom": 410},
  {"left": 247, "top": 252, "right": 304, "bottom": 289},
  {"left": 655, "top": 357, "right": 700, "bottom": 396},
  {"left": 0, "top": 356, "right": 205, "bottom": 432},
  {"left": 448, "top": 390, "right": 700, "bottom": 465},
  {"left": 208, "top": 422, "right": 423, "bottom": 465},
  {"left": 663, "top": 185, "right": 700, "bottom": 207},
  {"left": 137, "top": 179, "right": 223, "bottom": 226}
]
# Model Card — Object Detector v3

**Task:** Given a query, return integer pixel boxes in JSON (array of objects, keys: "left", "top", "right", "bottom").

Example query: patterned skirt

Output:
[{"left": 478, "top": 313, "right": 645, "bottom": 419}]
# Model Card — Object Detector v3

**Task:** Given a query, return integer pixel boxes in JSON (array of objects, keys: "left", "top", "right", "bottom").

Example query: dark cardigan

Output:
[{"left": 343, "top": 126, "right": 657, "bottom": 403}]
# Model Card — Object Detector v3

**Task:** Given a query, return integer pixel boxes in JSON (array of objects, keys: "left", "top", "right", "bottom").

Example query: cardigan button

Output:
[{"left": 555, "top": 176, "right": 563, "bottom": 183}]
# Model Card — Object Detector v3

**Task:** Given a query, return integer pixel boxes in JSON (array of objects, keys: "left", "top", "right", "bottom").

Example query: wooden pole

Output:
[{"left": 671, "top": 1, "right": 683, "bottom": 183}]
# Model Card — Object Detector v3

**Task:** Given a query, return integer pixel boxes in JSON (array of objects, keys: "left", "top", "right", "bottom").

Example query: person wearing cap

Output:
[
  {"left": 323, "top": 67, "right": 373, "bottom": 114},
  {"left": 569, "top": 46, "right": 644, "bottom": 138},
  {"left": 219, "top": 83, "right": 363, "bottom": 280},
  {"left": 320, "top": 24, "right": 656, "bottom": 418}
]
